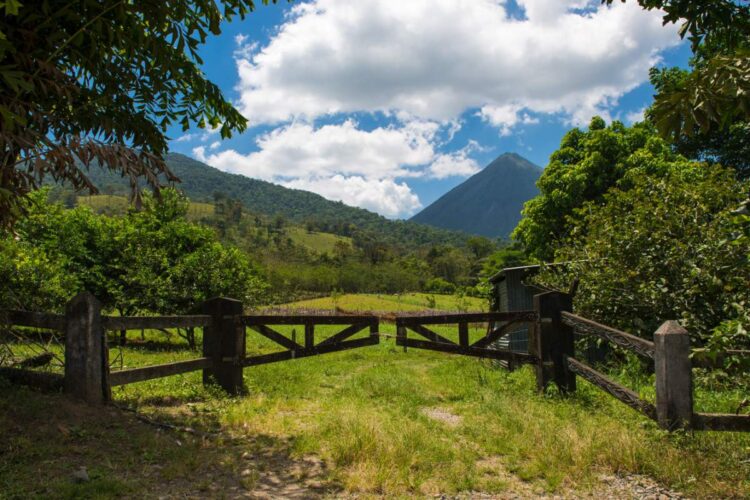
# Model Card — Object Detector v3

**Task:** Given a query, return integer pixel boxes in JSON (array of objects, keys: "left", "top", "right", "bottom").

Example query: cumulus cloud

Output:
[
  {"left": 193, "top": 120, "right": 478, "bottom": 217},
  {"left": 235, "top": 0, "right": 679, "bottom": 128},
  {"left": 283, "top": 175, "right": 422, "bottom": 218}
]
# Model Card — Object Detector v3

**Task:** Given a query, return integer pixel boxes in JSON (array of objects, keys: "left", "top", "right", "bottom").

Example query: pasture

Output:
[{"left": 1, "top": 294, "right": 749, "bottom": 498}]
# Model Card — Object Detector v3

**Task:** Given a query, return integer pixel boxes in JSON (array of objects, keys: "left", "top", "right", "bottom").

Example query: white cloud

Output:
[
  {"left": 192, "top": 120, "right": 480, "bottom": 217},
  {"left": 625, "top": 106, "right": 647, "bottom": 124},
  {"left": 235, "top": 0, "right": 679, "bottom": 128},
  {"left": 283, "top": 175, "right": 421, "bottom": 218}
]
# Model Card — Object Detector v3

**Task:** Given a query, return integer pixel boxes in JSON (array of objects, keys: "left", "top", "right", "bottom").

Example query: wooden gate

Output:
[{"left": 395, "top": 311, "right": 538, "bottom": 366}]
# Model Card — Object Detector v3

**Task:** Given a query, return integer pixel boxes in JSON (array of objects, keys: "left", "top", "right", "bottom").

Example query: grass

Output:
[
  {"left": 2, "top": 295, "right": 749, "bottom": 498},
  {"left": 282, "top": 292, "right": 487, "bottom": 312},
  {"left": 285, "top": 226, "right": 352, "bottom": 254}
]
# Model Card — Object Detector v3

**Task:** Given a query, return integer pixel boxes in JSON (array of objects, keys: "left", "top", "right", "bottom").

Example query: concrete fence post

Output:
[
  {"left": 532, "top": 291, "right": 576, "bottom": 393},
  {"left": 64, "top": 292, "right": 109, "bottom": 404},
  {"left": 654, "top": 320, "right": 693, "bottom": 430},
  {"left": 202, "top": 297, "right": 245, "bottom": 395}
]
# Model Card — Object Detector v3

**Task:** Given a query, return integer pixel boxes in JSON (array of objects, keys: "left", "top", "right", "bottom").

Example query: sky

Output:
[{"left": 168, "top": 0, "right": 692, "bottom": 219}]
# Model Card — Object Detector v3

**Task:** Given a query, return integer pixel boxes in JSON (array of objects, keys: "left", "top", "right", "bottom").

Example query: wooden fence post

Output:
[
  {"left": 65, "top": 292, "right": 109, "bottom": 404},
  {"left": 654, "top": 320, "right": 693, "bottom": 430},
  {"left": 202, "top": 297, "right": 245, "bottom": 395},
  {"left": 532, "top": 291, "right": 576, "bottom": 393}
]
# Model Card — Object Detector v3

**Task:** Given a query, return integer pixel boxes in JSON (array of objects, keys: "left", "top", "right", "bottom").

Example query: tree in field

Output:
[
  {"left": 512, "top": 117, "right": 692, "bottom": 261},
  {"left": 0, "top": 0, "right": 278, "bottom": 228}
]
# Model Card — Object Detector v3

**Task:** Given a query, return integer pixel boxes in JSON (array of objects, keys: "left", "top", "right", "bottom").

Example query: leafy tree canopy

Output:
[
  {"left": 0, "top": 0, "right": 277, "bottom": 228},
  {"left": 606, "top": 1, "right": 750, "bottom": 140},
  {"left": 535, "top": 162, "right": 748, "bottom": 348},
  {"left": 512, "top": 117, "right": 692, "bottom": 261}
]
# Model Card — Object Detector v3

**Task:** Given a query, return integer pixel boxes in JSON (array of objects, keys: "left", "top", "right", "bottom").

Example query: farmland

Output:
[{"left": 1, "top": 294, "right": 748, "bottom": 498}]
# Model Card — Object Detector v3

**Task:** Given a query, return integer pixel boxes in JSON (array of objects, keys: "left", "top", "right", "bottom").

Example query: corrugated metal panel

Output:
[{"left": 491, "top": 265, "right": 541, "bottom": 369}]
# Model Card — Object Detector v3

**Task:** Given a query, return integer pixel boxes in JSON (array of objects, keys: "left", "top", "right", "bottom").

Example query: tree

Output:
[
  {"left": 512, "top": 117, "right": 691, "bottom": 261},
  {"left": 605, "top": 1, "right": 750, "bottom": 139},
  {"left": 0, "top": 0, "right": 278, "bottom": 228},
  {"left": 535, "top": 162, "right": 748, "bottom": 344}
]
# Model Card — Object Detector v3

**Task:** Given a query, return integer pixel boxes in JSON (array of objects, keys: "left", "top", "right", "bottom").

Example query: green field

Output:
[
  {"left": 284, "top": 226, "right": 352, "bottom": 254},
  {"left": 282, "top": 292, "right": 487, "bottom": 312},
  {"left": 1, "top": 296, "right": 749, "bottom": 498}
]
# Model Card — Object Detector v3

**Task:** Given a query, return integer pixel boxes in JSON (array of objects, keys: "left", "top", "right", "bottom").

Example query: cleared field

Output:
[
  {"left": 1, "top": 296, "right": 748, "bottom": 498},
  {"left": 285, "top": 226, "right": 352, "bottom": 254},
  {"left": 282, "top": 292, "right": 487, "bottom": 312}
]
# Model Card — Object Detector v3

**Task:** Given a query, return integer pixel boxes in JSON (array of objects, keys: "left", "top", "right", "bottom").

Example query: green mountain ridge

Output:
[
  {"left": 410, "top": 153, "right": 541, "bottom": 238},
  {"left": 84, "top": 152, "right": 470, "bottom": 248}
]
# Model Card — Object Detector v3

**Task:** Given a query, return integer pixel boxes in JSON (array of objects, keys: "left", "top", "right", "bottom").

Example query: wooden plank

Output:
[
  {"left": 4, "top": 310, "right": 65, "bottom": 330},
  {"left": 243, "top": 315, "right": 377, "bottom": 325},
  {"left": 397, "top": 311, "right": 536, "bottom": 325},
  {"left": 561, "top": 312, "right": 654, "bottom": 359},
  {"left": 305, "top": 322, "right": 315, "bottom": 349},
  {"left": 565, "top": 356, "right": 656, "bottom": 420},
  {"left": 395, "top": 337, "right": 537, "bottom": 363},
  {"left": 407, "top": 324, "right": 455, "bottom": 345},
  {"left": 102, "top": 315, "right": 212, "bottom": 331},
  {"left": 471, "top": 319, "right": 529, "bottom": 349},
  {"left": 458, "top": 322, "right": 469, "bottom": 347},
  {"left": 109, "top": 358, "right": 213, "bottom": 386},
  {"left": 317, "top": 323, "right": 368, "bottom": 346},
  {"left": 244, "top": 336, "right": 378, "bottom": 366},
  {"left": 692, "top": 413, "right": 750, "bottom": 432},
  {"left": 0, "top": 367, "right": 64, "bottom": 392},
  {"left": 111, "top": 357, "right": 210, "bottom": 386},
  {"left": 247, "top": 324, "right": 303, "bottom": 351}
]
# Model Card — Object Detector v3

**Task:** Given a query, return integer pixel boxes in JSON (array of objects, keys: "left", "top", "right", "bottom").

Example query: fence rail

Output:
[
  {"left": 565, "top": 356, "right": 656, "bottom": 419},
  {"left": 561, "top": 311, "right": 655, "bottom": 359},
  {"left": 109, "top": 357, "right": 213, "bottom": 386},
  {"left": 102, "top": 315, "right": 212, "bottom": 331},
  {"left": 3, "top": 310, "right": 66, "bottom": 331}
]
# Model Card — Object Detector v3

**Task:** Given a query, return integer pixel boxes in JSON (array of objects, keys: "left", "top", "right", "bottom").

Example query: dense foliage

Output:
[
  {"left": 0, "top": 0, "right": 276, "bottom": 228},
  {"left": 512, "top": 117, "right": 690, "bottom": 261},
  {"left": 0, "top": 189, "right": 268, "bottom": 318},
  {"left": 536, "top": 162, "right": 747, "bottom": 342}
]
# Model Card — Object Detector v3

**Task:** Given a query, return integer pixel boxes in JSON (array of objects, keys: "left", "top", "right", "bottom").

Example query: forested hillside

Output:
[{"left": 85, "top": 153, "right": 469, "bottom": 249}]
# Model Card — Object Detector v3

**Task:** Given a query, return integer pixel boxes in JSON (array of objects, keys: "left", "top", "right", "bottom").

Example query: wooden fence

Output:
[
  {"left": 0, "top": 293, "right": 379, "bottom": 402},
  {"left": 535, "top": 290, "right": 750, "bottom": 432},
  {"left": 2, "top": 290, "right": 747, "bottom": 432}
]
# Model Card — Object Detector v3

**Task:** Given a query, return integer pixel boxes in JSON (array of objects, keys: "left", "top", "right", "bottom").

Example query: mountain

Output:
[
  {"left": 83, "top": 152, "right": 469, "bottom": 248},
  {"left": 410, "top": 153, "right": 541, "bottom": 238}
]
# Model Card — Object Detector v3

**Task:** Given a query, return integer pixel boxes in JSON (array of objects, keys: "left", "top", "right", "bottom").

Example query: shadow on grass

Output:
[{"left": 0, "top": 382, "right": 336, "bottom": 499}]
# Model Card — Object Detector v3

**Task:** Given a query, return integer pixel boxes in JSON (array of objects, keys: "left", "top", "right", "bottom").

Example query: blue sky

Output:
[{"left": 169, "top": 0, "right": 691, "bottom": 219}]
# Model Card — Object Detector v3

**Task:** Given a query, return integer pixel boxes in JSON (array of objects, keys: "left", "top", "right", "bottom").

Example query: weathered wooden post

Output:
[
  {"left": 65, "top": 292, "right": 109, "bottom": 404},
  {"left": 202, "top": 297, "right": 245, "bottom": 395},
  {"left": 654, "top": 320, "right": 693, "bottom": 430},
  {"left": 532, "top": 291, "right": 576, "bottom": 393}
]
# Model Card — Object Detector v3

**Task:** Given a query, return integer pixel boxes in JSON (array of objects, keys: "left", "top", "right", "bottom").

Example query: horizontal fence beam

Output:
[
  {"left": 109, "top": 357, "right": 213, "bottom": 386},
  {"left": 396, "top": 337, "right": 537, "bottom": 363},
  {"left": 242, "top": 315, "right": 377, "bottom": 326},
  {"left": 2, "top": 310, "right": 66, "bottom": 331},
  {"left": 0, "top": 366, "right": 65, "bottom": 391},
  {"left": 561, "top": 312, "right": 655, "bottom": 359},
  {"left": 102, "top": 315, "right": 212, "bottom": 331},
  {"left": 244, "top": 336, "right": 379, "bottom": 367},
  {"left": 396, "top": 311, "right": 536, "bottom": 326},
  {"left": 693, "top": 412, "right": 750, "bottom": 432},
  {"left": 565, "top": 356, "right": 656, "bottom": 420}
]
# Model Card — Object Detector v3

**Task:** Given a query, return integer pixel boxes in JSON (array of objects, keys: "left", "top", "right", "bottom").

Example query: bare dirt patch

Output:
[{"left": 421, "top": 406, "right": 463, "bottom": 427}]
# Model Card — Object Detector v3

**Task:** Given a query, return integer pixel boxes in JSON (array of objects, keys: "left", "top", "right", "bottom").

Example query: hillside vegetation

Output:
[{"left": 83, "top": 153, "right": 470, "bottom": 249}]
